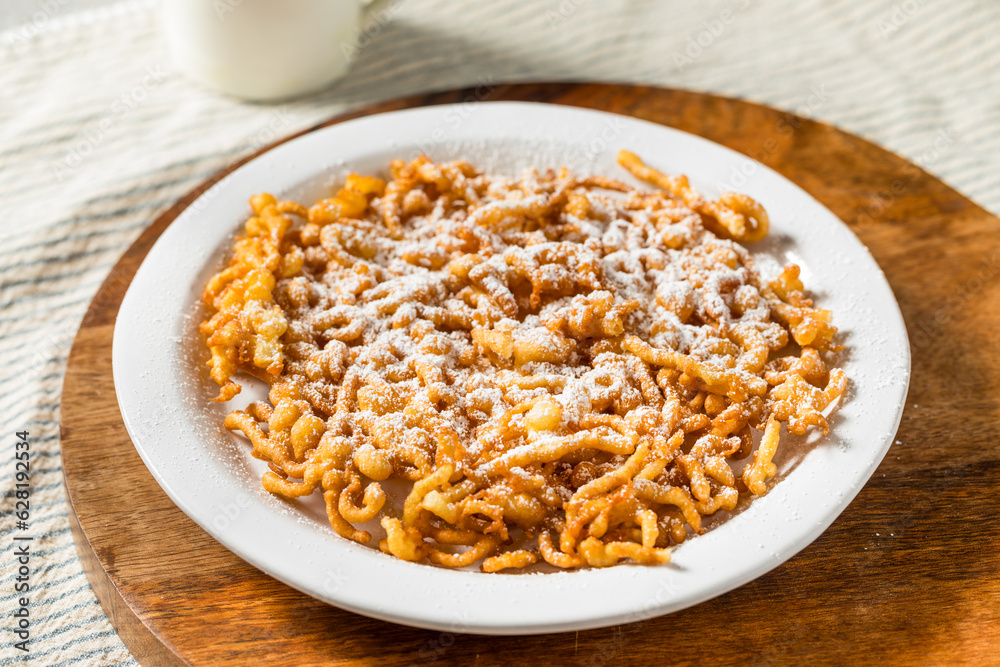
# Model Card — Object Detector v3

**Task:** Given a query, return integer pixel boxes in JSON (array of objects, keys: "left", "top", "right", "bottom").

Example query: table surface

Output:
[
  {"left": 61, "top": 82, "right": 1000, "bottom": 666},
  {"left": 4, "top": 2, "right": 1000, "bottom": 664}
]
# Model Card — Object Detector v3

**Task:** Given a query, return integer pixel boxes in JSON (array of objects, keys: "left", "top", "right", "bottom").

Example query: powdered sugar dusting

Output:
[{"left": 271, "top": 160, "right": 798, "bottom": 463}]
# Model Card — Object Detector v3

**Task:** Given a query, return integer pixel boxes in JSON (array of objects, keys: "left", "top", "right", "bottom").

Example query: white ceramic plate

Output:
[{"left": 113, "top": 102, "right": 909, "bottom": 635}]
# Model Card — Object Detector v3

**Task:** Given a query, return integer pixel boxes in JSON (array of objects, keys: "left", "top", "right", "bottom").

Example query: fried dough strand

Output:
[{"left": 200, "top": 153, "right": 847, "bottom": 571}]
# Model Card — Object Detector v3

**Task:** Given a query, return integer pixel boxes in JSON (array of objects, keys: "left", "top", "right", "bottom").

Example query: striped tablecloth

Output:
[{"left": 0, "top": 0, "right": 996, "bottom": 663}]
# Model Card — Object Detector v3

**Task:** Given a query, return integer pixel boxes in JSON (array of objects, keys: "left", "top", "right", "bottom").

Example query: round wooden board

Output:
[{"left": 61, "top": 83, "right": 1000, "bottom": 666}]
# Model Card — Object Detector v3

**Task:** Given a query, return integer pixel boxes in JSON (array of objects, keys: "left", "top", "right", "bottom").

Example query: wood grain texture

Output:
[{"left": 61, "top": 83, "right": 1000, "bottom": 666}]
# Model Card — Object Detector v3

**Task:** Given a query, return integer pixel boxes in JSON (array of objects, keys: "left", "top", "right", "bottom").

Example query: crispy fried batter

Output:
[{"left": 199, "top": 154, "right": 847, "bottom": 571}]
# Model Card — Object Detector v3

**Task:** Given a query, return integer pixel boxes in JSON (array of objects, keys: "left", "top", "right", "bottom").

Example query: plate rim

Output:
[{"left": 112, "top": 100, "right": 910, "bottom": 634}]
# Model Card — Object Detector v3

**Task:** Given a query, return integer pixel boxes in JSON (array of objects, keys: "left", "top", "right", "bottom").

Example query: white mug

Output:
[{"left": 163, "top": 0, "right": 396, "bottom": 101}]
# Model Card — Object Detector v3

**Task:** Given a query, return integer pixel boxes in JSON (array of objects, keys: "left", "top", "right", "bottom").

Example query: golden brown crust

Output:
[{"left": 199, "top": 154, "right": 847, "bottom": 571}]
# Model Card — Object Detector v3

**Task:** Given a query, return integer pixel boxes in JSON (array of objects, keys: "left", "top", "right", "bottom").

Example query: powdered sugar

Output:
[{"left": 272, "top": 159, "right": 798, "bottom": 463}]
